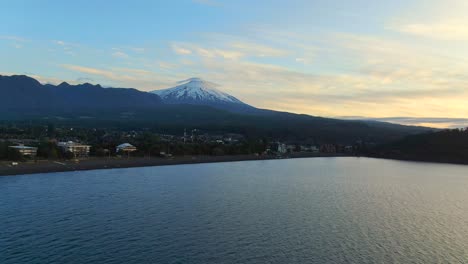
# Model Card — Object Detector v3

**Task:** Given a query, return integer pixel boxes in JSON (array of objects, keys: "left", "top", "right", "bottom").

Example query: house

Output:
[
  {"left": 277, "top": 143, "right": 287, "bottom": 154},
  {"left": 58, "top": 141, "right": 91, "bottom": 157},
  {"left": 116, "top": 143, "right": 137, "bottom": 153},
  {"left": 8, "top": 145, "right": 38, "bottom": 157}
]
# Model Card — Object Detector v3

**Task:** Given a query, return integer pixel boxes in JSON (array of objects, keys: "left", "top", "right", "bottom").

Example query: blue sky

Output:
[{"left": 2, "top": 0, "right": 468, "bottom": 128}]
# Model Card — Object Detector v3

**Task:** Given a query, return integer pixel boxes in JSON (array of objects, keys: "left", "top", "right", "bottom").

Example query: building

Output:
[
  {"left": 277, "top": 143, "right": 287, "bottom": 154},
  {"left": 300, "top": 145, "right": 320, "bottom": 153},
  {"left": 58, "top": 141, "right": 91, "bottom": 157},
  {"left": 8, "top": 145, "right": 38, "bottom": 157},
  {"left": 116, "top": 143, "right": 137, "bottom": 154},
  {"left": 320, "top": 144, "right": 337, "bottom": 153},
  {"left": 310, "top": 146, "right": 319, "bottom": 153}
]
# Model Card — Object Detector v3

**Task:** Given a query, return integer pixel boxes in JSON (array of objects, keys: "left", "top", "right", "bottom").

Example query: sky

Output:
[{"left": 1, "top": 0, "right": 468, "bottom": 128}]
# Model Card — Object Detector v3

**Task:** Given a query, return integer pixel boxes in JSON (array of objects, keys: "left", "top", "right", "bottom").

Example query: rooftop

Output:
[
  {"left": 9, "top": 145, "right": 37, "bottom": 150},
  {"left": 58, "top": 141, "right": 91, "bottom": 147}
]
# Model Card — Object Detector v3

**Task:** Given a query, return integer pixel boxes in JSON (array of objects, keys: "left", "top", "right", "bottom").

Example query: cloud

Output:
[
  {"left": 196, "top": 33, "right": 291, "bottom": 58},
  {"left": 0, "top": 35, "right": 27, "bottom": 42},
  {"left": 295, "top": 57, "right": 310, "bottom": 64},
  {"left": 0, "top": 35, "right": 27, "bottom": 49},
  {"left": 51, "top": 40, "right": 80, "bottom": 56},
  {"left": 230, "top": 42, "right": 288, "bottom": 57},
  {"left": 61, "top": 64, "right": 187, "bottom": 90},
  {"left": 62, "top": 64, "right": 118, "bottom": 80},
  {"left": 112, "top": 51, "right": 129, "bottom": 59},
  {"left": 53, "top": 40, "right": 79, "bottom": 48},
  {"left": 172, "top": 43, "right": 244, "bottom": 59},
  {"left": 196, "top": 47, "right": 243, "bottom": 59},
  {"left": 171, "top": 40, "right": 287, "bottom": 60},
  {"left": 171, "top": 44, "right": 192, "bottom": 55},
  {"left": 390, "top": 20, "right": 468, "bottom": 40},
  {"left": 388, "top": 0, "right": 468, "bottom": 41}
]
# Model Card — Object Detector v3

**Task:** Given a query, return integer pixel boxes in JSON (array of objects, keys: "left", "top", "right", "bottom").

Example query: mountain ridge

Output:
[{"left": 0, "top": 75, "right": 162, "bottom": 111}]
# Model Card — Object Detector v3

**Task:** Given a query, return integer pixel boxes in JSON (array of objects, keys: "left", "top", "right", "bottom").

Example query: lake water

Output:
[{"left": 1, "top": 157, "right": 468, "bottom": 263}]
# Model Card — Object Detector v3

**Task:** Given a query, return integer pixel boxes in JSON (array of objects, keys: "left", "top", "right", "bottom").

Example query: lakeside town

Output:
[{"left": 0, "top": 124, "right": 361, "bottom": 165}]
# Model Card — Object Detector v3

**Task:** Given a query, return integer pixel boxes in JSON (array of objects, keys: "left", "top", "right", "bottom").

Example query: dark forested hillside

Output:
[
  {"left": 369, "top": 129, "right": 468, "bottom": 164},
  {"left": 0, "top": 106, "right": 433, "bottom": 145}
]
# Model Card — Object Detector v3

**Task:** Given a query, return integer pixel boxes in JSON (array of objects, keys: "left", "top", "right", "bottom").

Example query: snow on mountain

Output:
[{"left": 151, "top": 78, "right": 245, "bottom": 105}]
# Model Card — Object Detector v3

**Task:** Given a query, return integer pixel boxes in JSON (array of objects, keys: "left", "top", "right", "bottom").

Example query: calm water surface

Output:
[{"left": 1, "top": 157, "right": 468, "bottom": 263}]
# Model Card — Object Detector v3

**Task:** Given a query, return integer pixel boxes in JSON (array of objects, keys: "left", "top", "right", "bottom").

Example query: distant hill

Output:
[
  {"left": 0, "top": 75, "right": 434, "bottom": 144},
  {"left": 0, "top": 75, "right": 162, "bottom": 112}
]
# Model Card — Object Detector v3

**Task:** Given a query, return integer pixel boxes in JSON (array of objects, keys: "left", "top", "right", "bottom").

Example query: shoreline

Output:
[{"left": 0, "top": 153, "right": 351, "bottom": 177}]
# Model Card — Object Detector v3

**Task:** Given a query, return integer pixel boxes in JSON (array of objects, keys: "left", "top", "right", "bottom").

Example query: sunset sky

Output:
[{"left": 1, "top": 0, "right": 468, "bottom": 128}]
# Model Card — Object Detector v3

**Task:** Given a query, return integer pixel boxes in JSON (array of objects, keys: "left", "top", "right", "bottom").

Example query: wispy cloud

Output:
[
  {"left": 61, "top": 64, "right": 185, "bottom": 89},
  {"left": 51, "top": 40, "right": 80, "bottom": 56},
  {"left": 196, "top": 47, "right": 243, "bottom": 60},
  {"left": 172, "top": 42, "right": 243, "bottom": 59},
  {"left": 171, "top": 39, "right": 288, "bottom": 60},
  {"left": 53, "top": 40, "right": 80, "bottom": 48},
  {"left": 62, "top": 64, "right": 119, "bottom": 80},
  {"left": 229, "top": 42, "right": 288, "bottom": 57},
  {"left": 390, "top": 19, "right": 468, "bottom": 40},
  {"left": 112, "top": 51, "right": 129, "bottom": 59},
  {"left": 171, "top": 44, "right": 192, "bottom": 55},
  {"left": 0, "top": 35, "right": 28, "bottom": 42},
  {"left": 388, "top": 0, "right": 468, "bottom": 41},
  {"left": 0, "top": 35, "right": 28, "bottom": 49},
  {"left": 295, "top": 57, "right": 310, "bottom": 64}
]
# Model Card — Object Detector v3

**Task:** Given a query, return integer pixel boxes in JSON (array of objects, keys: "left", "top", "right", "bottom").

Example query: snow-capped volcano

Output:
[
  {"left": 150, "top": 78, "right": 260, "bottom": 113},
  {"left": 151, "top": 78, "right": 244, "bottom": 105}
]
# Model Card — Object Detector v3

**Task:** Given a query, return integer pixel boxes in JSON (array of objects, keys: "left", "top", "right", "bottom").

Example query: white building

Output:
[
  {"left": 277, "top": 143, "right": 287, "bottom": 154},
  {"left": 58, "top": 141, "right": 91, "bottom": 157},
  {"left": 8, "top": 145, "right": 38, "bottom": 157}
]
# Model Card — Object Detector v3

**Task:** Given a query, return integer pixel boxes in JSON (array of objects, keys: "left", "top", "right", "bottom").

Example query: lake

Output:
[{"left": 1, "top": 157, "right": 467, "bottom": 263}]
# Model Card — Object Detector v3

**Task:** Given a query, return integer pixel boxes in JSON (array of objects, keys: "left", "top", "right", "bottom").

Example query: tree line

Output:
[{"left": 367, "top": 128, "right": 468, "bottom": 164}]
